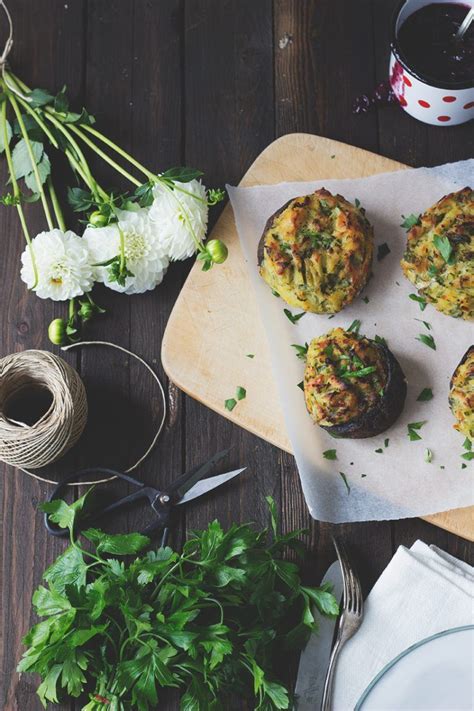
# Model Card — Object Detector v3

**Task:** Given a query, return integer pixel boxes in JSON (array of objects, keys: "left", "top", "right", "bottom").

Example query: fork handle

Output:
[{"left": 321, "top": 636, "right": 342, "bottom": 711}]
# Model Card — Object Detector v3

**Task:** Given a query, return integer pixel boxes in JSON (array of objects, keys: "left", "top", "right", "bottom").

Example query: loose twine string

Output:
[
  {"left": 0, "top": 342, "right": 167, "bottom": 486},
  {"left": 0, "top": 0, "right": 30, "bottom": 99}
]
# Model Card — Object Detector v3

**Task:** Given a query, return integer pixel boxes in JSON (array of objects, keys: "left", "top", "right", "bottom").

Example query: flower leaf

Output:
[
  {"left": 27, "top": 87, "right": 55, "bottom": 108},
  {"left": 24, "top": 151, "right": 51, "bottom": 192},
  {"left": 160, "top": 166, "right": 203, "bottom": 183},
  {"left": 12, "top": 139, "right": 43, "bottom": 180}
]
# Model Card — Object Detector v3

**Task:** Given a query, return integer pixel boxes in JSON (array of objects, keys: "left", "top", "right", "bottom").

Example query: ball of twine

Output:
[{"left": 0, "top": 350, "right": 87, "bottom": 470}]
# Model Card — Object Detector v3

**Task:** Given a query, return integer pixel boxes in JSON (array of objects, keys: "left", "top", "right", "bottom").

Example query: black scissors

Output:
[{"left": 44, "top": 449, "right": 245, "bottom": 547}]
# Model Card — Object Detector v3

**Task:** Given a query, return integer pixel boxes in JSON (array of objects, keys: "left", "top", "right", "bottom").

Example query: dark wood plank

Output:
[
  {"left": 183, "top": 0, "right": 276, "bottom": 535},
  {"left": 274, "top": 0, "right": 394, "bottom": 599},
  {"left": 0, "top": 3, "right": 86, "bottom": 709},
  {"left": 275, "top": 0, "right": 379, "bottom": 153}
]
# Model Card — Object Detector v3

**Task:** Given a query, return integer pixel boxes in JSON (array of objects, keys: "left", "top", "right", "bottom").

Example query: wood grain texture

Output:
[{"left": 0, "top": 2, "right": 472, "bottom": 710}]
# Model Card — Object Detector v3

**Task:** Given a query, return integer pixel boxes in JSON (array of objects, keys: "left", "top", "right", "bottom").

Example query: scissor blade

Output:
[
  {"left": 177, "top": 468, "right": 245, "bottom": 505},
  {"left": 173, "top": 448, "right": 232, "bottom": 499}
]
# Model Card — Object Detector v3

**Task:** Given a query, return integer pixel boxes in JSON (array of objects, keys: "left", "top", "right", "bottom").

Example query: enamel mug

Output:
[{"left": 389, "top": 0, "right": 474, "bottom": 126}]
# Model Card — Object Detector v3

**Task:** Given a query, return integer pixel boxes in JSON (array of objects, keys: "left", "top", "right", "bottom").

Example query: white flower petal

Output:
[
  {"left": 82, "top": 208, "right": 169, "bottom": 294},
  {"left": 149, "top": 179, "right": 208, "bottom": 261},
  {"left": 20, "top": 229, "right": 94, "bottom": 301}
]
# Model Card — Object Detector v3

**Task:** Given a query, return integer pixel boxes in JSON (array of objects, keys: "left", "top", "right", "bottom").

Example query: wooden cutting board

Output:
[{"left": 162, "top": 133, "right": 474, "bottom": 541}]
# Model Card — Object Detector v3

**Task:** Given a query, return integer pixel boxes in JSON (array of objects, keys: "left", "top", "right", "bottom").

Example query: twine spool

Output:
[{"left": 0, "top": 350, "right": 87, "bottom": 470}]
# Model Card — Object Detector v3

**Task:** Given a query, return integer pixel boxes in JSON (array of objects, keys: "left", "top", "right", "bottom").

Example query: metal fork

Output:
[{"left": 321, "top": 537, "right": 364, "bottom": 711}]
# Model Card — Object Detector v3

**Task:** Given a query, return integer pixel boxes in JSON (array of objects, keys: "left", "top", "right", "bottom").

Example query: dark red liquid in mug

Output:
[{"left": 397, "top": 2, "right": 474, "bottom": 84}]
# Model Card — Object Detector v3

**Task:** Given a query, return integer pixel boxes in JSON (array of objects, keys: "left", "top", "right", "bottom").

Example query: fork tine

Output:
[
  {"left": 332, "top": 536, "right": 351, "bottom": 606},
  {"left": 332, "top": 536, "right": 363, "bottom": 616}
]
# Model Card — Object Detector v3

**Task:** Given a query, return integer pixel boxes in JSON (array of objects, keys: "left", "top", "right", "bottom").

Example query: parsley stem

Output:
[
  {"left": 9, "top": 93, "right": 54, "bottom": 229},
  {"left": 47, "top": 177, "right": 66, "bottom": 230},
  {"left": 1, "top": 99, "right": 39, "bottom": 288}
]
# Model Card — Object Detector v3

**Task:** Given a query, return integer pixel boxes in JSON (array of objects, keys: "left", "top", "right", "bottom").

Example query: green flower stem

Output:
[
  {"left": 47, "top": 177, "right": 66, "bottom": 230},
  {"left": 42, "top": 112, "right": 107, "bottom": 200},
  {"left": 66, "top": 123, "right": 141, "bottom": 187},
  {"left": 68, "top": 297, "right": 76, "bottom": 321},
  {"left": 1, "top": 100, "right": 39, "bottom": 288},
  {"left": 118, "top": 227, "right": 126, "bottom": 273},
  {"left": 81, "top": 124, "right": 156, "bottom": 182},
  {"left": 8, "top": 95, "right": 54, "bottom": 229},
  {"left": 11, "top": 92, "right": 59, "bottom": 149}
]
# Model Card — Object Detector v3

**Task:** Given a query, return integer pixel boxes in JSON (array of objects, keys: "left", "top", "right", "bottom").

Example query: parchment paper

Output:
[{"left": 227, "top": 160, "right": 474, "bottom": 523}]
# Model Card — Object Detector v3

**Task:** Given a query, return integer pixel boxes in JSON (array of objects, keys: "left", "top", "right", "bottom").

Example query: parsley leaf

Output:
[
  {"left": 347, "top": 319, "right": 361, "bottom": 334},
  {"left": 225, "top": 398, "right": 237, "bottom": 411},
  {"left": 236, "top": 386, "right": 246, "bottom": 401},
  {"left": 417, "top": 387, "right": 433, "bottom": 402},
  {"left": 323, "top": 449, "right": 337, "bottom": 460},
  {"left": 433, "top": 235, "right": 454, "bottom": 264},
  {"left": 339, "top": 472, "right": 351, "bottom": 494},
  {"left": 416, "top": 333, "right": 436, "bottom": 350},
  {"left": 20, "top": 498, "right": 338, "bottom": 710},
  {"left": 291, "top": 343, "right": 309, "bottom": 360},
  {"left": 283, "top": 308, "right": 306, "bottom": 325},
  {"left": 407, "top": 420, "right": 426, "bottom": 441},
  {"left": 409, "top": 293, "right": 427, "bottom": 311},
  {"left": 401, "top": 213, "right": 421, "bottom": 231},
  {"left": 377, "top": 243, "right": 391, "bottom": 261}
]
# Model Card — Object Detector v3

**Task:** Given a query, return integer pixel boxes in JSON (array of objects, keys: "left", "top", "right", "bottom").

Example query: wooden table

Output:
[{"left": 0, "top": 2, "right": 472, "bottom": 709}]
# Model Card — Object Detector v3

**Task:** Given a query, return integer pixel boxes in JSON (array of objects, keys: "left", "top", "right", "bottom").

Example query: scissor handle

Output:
[{"left": 43, "top": 467, "right": 146, "bottom": 537}]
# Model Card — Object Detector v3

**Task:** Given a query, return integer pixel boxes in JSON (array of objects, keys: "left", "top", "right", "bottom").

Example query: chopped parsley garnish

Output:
[
  {"left": 236, "top": 386, "right": 246, "bottom": 401},
  {"left": 424, "top": 448, "right": 433, "bottom": 463},
  {"left": 362, "top": 296, "right": 370, "bottom": 304},
  {"left": 428, "top": 264, "right": 439, "bottom": 277},
  {"left": 272, "top": 289, "right": 280, "bottom": 297},
  {"left": 291, "top": 343, "right": 309, "bottom": 360},
  {"left": 225, "top": 386, "right": 246, "bottom": 411},
  {"left": 299, "top": 227, "right": 334, "bottom": 249},
  {"left": 384, "top": 438, "right": 389, "bottom": 448},
  {"left": 284, "top": 308, "right": 306, "bottom": 325},
  {"left": 324, "top": 344, "right": 335, "bottom": 358},
  {"left": 297, "top": 380, "right": 304, "bottom": 390},
  {"left": 462, "top": 463, "right": 467, "bottom": 469},
  {"left": 340, "top": 365, "right": 377, "bottom": 379},
  {"left": 416, "top": 333, "right": 436, "bottom": 350},
  {"left": 354, "top": 198, "right": 361, "bottom": 208},
  {"left": 433, "top": 235, "right": 454, "bottom": 264},
  {"left": 415, "top": 318, "right": 431, "bottom": 330},
  {"left": 339, "top": 471, "right": 350, "bottom": 494},
  {"left": 463, "top": 438, "right": 472, "bottom": 451},
  {"left": 330, "top": 154, "right": 336, "bottom": 159},
  {"left": 401, "top": 213, "right": 421, "bottom": 231},
  {"left": 280, "top": 241, "right": 291, "bottom": 252},
  {"left": 377, "top": 243, "right": 391, "bottom": 261},
  {"left": 375, "top": 448, "right": 383, "bottom": 454},
  {"left": 323, "top": 449, "right": 337, "bottom": 460},
  {"left": 374, "top": 335, "right": 387, "bottom": 346},
  {"left": 246, "top": 354, "right": 255, "bottom": 359},
  {"left": 347, "top": 319, "right": 361, "bottom": 334},
  {"left": 407, "top": 420, "right": 426, "bottom": 441},
  {"left": 328, "top": 314, "right": 335, "bottom": 319},
  {"left": 461, "top": 452, "right": 474, "bottom": 461},
  {"left": 409, "top": 293, "right": 427, "bottom": 311},
  {"left": 417, "top": 387, "right": 433, "bottom": 402},
  {"left": 361, "top": 473, "right": 367, "bottom": 478}
]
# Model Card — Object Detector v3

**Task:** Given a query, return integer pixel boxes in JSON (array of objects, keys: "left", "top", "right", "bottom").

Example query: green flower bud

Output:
[
  {"left": 78, "top": 301, "right": 94, "bottom": 321},
  {"left": 89, "top": 210, "right": 108, "bottom": 227},
  {"left": 48, "top": 318, "right": 67, "bottom": 346},
  {"left": 206, "top": 239, "right": 228, "bottom": 264}
]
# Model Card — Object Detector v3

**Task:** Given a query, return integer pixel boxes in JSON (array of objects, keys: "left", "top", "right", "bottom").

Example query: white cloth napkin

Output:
[{"left": 333, "top": 540, "right": 474, "bottom": 709}]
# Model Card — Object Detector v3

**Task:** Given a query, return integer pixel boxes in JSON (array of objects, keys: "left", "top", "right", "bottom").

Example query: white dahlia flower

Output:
[
  {"left": 20, "top": 229, "right": 94, "bottom": 301},
  {"left": 149, "top": 179, "right": 208, "bottom": 261},
  {"left": 83, "top": 208, "right": 169, "bottom": 295}
]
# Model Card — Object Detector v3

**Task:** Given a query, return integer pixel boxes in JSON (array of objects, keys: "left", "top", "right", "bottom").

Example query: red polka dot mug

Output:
[{"left": 390, "top": 0, "right": 474, "bottom": 126}]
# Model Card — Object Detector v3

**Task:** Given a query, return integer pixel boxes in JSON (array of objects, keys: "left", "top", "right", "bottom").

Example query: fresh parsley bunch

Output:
[{"left": 18, "top": 494, "right": 338, "bottom": 710}]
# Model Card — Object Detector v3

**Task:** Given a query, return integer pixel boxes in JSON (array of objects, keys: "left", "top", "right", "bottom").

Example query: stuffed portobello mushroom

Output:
[
  {"left": 449, "top": 346, "right": 474, "bottom": 441},
  {"left": 400, "top": 187, "right": 474, "bottom": 320},
  {"left": 258, "top": 188, "right": 373, "bottom": 313},
  {"left": 303, "top": 327, "right": 407, "bottom": 438}
]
